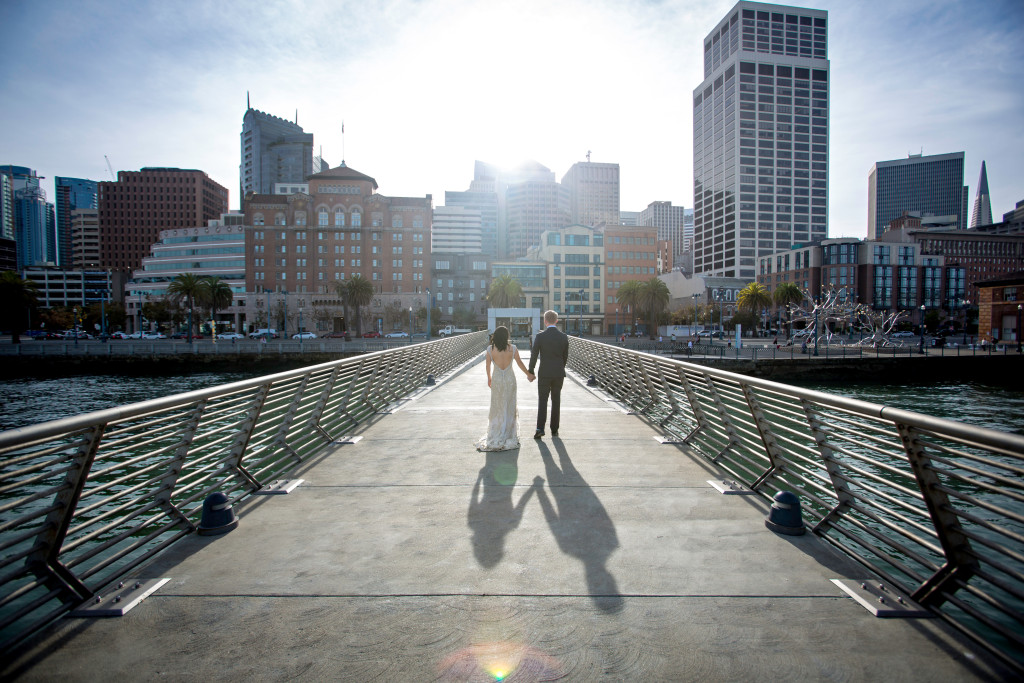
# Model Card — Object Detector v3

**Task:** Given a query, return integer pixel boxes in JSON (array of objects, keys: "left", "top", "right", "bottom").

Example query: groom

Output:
[{"left": 528, "top": 310, "right": 569, "bottom": 439}]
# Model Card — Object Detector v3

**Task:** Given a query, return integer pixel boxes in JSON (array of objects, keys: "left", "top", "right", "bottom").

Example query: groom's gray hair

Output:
[{"left": 543, "top": 310, "right": 558, "bottom": 324}]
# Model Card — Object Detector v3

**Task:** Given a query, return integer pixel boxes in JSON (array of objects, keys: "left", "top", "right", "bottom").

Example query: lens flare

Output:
[{"left": 437, "top": 641, "right": 561, "bottom": 681}]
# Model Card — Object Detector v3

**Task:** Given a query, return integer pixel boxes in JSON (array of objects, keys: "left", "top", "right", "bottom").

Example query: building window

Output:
[
  {"left": 335, "top": 211, "right": 345, "bottom": 227},
  {"left": 319, "top": 209, "right": 328, "bottom": 227}
]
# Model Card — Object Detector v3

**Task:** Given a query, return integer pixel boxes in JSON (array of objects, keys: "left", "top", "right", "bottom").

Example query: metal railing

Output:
[
  {"left": 0, "top": 331, "right": 487, "bottom": 651},
  {"left": 568, "top": 337, "right": 1024, "bottom": 673}
]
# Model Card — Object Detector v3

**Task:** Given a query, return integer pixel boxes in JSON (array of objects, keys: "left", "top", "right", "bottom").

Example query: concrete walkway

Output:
[{"left": 3, "top": 354, "right": 1012, "bottom": 681}]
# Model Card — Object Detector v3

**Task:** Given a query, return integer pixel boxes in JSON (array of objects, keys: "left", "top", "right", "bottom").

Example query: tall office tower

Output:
[
  {"left": 71, "top": 208, "right": 100, "bottom": 268},
  {"left": 1, "top": 171, "right": 14, "bottom": 241},
  {"left": 445, "top": 189, "right": 498, "bottom": 257},
  {"left": 2, "top": 166, "right": 57, "bottom": 268},
  {"left": 473, "top": 160, "right": 567, "bottom": 259},
  {"left": 640, "top": 201, "right": 688, "bottom": 263},
  {"left": 55, "top": 177, "right": 98, "bottom": 268},
  {"left": 98, "top": 168, "right": 229, "bottom": 275},
  {"left": 240, "top": 106, "right": 314, "bottom": 206},
  {"left": 432, "top": 205, "right": 483, "bottom": 253},
  {"left": 867, "top": 152, "right": 968, "bottom": 239},
  {"left": 505, "top": 179, "right": 570, "bottom": 259},
  {"left": 619, "top": 211, "right": 640, "bottom": 226},
  {"left": 560, "top": 161, "right": 620, "bottom": 228},
  {"left": 693, "top": 2, "right": 829, "bottom": 279},
  {"left": 970, "top": 161, "right": 993, "bottom": 228}
]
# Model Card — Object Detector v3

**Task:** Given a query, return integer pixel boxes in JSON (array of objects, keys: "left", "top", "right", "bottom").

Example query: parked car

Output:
[
  {"left": 385, "top": 331, "right": 409, "bottom": 338},
  {"left": 142, "top": 332, "right": 167, "bottom": 339},
  {"left": 362, "top": 331, "right": 382, "bottom": 338},
  {"left": 323, "top": 331, "right": 350, "bottom": 339},
  {"left": 292, "top": 332, "right": 317, "bottom": 339},
  {"left": 110, "top": 331, "right": 129, "bottom": 340},
  {"left": 219, "top": 332, "right": 245, "bottom": 340},
  {"left": 412, "top": 332, "right": 427, "bottom": 339},
  {"left": 125, "top": 331, "right": 143, "bottom": 339},
  {"left": 890, "top": 331, "right": 914, "bottom": 337}
]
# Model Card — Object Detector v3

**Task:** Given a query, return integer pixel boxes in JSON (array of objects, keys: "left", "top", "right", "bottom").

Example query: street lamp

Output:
[
  {"left": 409, "top": 306, "right": 413, "bottom": 343},
  {"left": 578, "top": 289, "right": 584, "bottom": 336},
  {"left": 298, "top": 307, "right": 304, "bottom": 350},
  {"left": 1017, "top": 304, "right": 1022, "bottom": 354},
  {"left": 426, "top": 288, "right": 432, "bottom": 341},
  {"left": 962, "top": 298, "right": 970, "bottom": 346},
  {"left": 813, "top": 299, "right": 819, "bottom": 356},
  {"left": 282, "top": 289, "right": 288, "bottom": 338},
  {"left": 694, "top": 292, "right": 701, "bottom": 333},
  {"left": 919, "top": 304, "right": 926, "bottom": 354},
  {"left": 73, "top": 306, "right": 79, "bottom": 348}
]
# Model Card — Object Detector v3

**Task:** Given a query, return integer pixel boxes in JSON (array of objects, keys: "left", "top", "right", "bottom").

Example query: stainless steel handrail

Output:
[
  {"left": 568, "top": 337, "right": 1024, "bottom": 673},
  {"left": 0, "top": 331, "right": 487, "bottom": 651}
]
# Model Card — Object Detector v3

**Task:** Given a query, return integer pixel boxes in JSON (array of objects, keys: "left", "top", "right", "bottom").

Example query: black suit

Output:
[{"left": 528, "top": 325, "right": 569, "bottom": 433}]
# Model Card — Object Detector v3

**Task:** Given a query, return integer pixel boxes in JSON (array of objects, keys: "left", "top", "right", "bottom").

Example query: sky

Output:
[{"left": 2, "top": 0, "right": 1022, "bottom": 240}]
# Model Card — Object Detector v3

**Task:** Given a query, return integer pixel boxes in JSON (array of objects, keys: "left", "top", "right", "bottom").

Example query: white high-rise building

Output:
[
  {"left": 432, "top": 205, "right": 483, "bottom": 253},
  {"left": 640, "top": 201, "right": 688, "bottom": 262},
  {"left": 693, "top": 1, "right": 829, "bottom": 279},
  {"left": 561, "top": 161, "right": 620, "bottom": 228}
]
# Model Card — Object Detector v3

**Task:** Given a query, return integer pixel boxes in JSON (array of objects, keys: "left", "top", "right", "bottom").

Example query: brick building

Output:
[
  {"left": 242, "top": 164, "right": 432, "bottom": 335},
  {"left": 98, "top": 168, "right": 229, "bottom": 275}
]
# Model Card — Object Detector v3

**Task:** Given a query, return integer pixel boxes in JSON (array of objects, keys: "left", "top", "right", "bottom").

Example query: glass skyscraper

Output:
[
  {"left": 867, "top": 152, "right": 967, "bottom": 239},
  {"left": 693, "top": 1, "right": 829, "bottom": 279},
  {"left": 55, "top": 177, "right": 98, "bottom": 268}
]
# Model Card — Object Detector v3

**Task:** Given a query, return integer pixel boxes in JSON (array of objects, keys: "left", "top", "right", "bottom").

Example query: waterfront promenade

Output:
[{"left": 2, "top": 353, "right": 1014, "bottom": 681}]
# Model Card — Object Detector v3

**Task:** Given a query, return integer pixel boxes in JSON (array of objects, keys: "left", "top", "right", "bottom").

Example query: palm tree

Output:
[
  {"left": 333, "top": 279, "right": 350, "bottom": 333},
  {"left": 345, "top": 274, "right": 374, "bottom": 336},
  {"left": 773, "top": 282, "right": 804, "bottom": 339},
  {"left": 166, "top": 273, "right": 204, "bottom": 339},
  {"left": 486, "top": 274, "right": 524, "bottom": 308},
  {"left": 616, "top": 280, "right": 643, "bottom": 333},
  {"left": 0, "top": 271, "right": 38, "bottom": 344},
  {"left": 737, "top": 282, "right": 773, "bottom": 336},
  {"left": 637, "top": 278, "right": 670, "bottom": 338},
  {"left": 200, "top": 277, "right": 234, "bottom": 336}
]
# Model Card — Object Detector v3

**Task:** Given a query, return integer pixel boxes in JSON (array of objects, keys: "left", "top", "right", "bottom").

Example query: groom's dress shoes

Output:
[
  {"left": 533, "top": 430, "right": 544, "bottom": 439},
  {"left": 551, "top": 430, "right": 558, "bottom": 437}
]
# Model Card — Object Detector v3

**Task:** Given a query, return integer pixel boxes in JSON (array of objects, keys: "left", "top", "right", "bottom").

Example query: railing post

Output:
[
  {"left": 742, "top": 385, "right": 788, "bottom": 491},
  {"left": 310, "top": 367, "right": 341, "bottom": 441},
  {"left": 801, "top": 399, "right": 856, "bottom": 532},
  {"left": 156, "top": 401, "right": 207, "bottom": 529},
  {"left": 897, "top": 423, "right": 979, "bottom": 608},
  {"left": 26, "top": 425, "right": 107, "bottom": 601},
  {"left": 228, "top": 384, "right": 274, "bottom": 489}
]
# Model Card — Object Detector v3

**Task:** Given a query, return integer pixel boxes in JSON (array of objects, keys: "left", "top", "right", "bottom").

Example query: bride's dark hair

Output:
[{"left": 491, "top": 325, "right": 510, "bottom": 351}]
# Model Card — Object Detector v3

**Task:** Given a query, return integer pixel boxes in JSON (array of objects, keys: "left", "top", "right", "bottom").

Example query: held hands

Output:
[{"left": 526, "top": 371, "right": 536, "bottom": 382}]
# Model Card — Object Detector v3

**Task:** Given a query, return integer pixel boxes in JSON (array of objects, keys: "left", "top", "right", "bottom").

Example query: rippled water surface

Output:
[
  {"left": 0, "top": 371, "right": 262, "bottom": 432},
  {"left": 794, "top": 380, "right": 1024, "bottom": 436}
]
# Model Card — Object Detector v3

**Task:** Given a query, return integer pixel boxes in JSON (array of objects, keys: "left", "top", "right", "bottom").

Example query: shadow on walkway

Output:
[
  {"left": 467, "top": 450, "right": 540, "bottom": 568},
  {"left": 536, "top": 439, "right": 623, "bottom": 614}
]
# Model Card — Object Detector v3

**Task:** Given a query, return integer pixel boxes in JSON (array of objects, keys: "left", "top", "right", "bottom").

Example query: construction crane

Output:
[{"left": 104, "top": 155, "right": 115, "bottom": 180}]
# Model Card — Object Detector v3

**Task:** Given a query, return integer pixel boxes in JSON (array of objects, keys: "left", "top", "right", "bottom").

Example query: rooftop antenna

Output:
[
  {"left": 104, "top": 155, "right": 115, "bottom": 180},
  {"left": 247, "top": 90, "right": 250, "bottom": 110},
  {"left": 295, "top": 109, "right": 298, "bottom": 125},
  {"left": 586, "top": 150, "right": 591, "bottom": 162},
  {"left": 341, "top": 120, "right": 346, "bottom": 166}
]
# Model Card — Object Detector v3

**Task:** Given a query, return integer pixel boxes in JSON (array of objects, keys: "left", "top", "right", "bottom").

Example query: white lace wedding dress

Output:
[{"left": 475, "top": 348, "right": 521, "bottom": 451}]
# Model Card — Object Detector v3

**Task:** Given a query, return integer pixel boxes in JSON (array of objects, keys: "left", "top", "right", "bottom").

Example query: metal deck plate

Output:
[
  {"left": 70, "top": 578, "right": 170, "bottom": 618},
  {"left": 254, "top": 479, "right": 304, "bottom": 495},
  {"left": 832, "top": 579, "right": 934, "bottom": 617},
  {"left": 707, "top": 479, "right": 755, "bottom": 494},
  {"left": 332, "top": 435, "right": 363, "bottom": 445}
]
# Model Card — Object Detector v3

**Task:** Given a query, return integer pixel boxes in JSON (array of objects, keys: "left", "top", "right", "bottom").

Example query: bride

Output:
[{"left": 475, "top": 326, "right": 534, "bottom": 451}]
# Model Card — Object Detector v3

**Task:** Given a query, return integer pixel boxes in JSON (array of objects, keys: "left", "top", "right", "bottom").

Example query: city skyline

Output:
[{"left": 2, "top": 0, "right": 1022, "bottom": 242}]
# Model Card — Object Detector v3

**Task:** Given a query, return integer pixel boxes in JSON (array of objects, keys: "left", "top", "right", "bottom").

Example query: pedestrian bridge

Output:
[{"left": 1, "top": 332, "right": 1021, "bottom": 680}]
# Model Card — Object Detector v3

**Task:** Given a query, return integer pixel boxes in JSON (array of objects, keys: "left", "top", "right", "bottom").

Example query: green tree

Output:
[
  {"left": 616, "top": 280, "right": 644, "bottom": 332},
  {"left": 0, "top": 271, "right": 38, "bottom": 343},
  {"left": 737, "top": 282, "right": 773, "bottom": 336},
  {"left": 166, "top": 273, "right": 205, "bottom": 338},
  {"left": 345, "top": 274, "right": 375, "bottom": 336},
  {"left": 773, "top": 282, "right": 804, "bottom": 338},
  {"left": 200, "top": 277, "right": 234, "bottom": 334},
  {"left": 486, "top": 274, "right": 524, "bottom": 308}
]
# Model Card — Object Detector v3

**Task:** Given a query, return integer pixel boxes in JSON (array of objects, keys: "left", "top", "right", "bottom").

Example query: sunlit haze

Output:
[{"left": 2, "top": 0, "right": 1022, "bottom": 239}]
